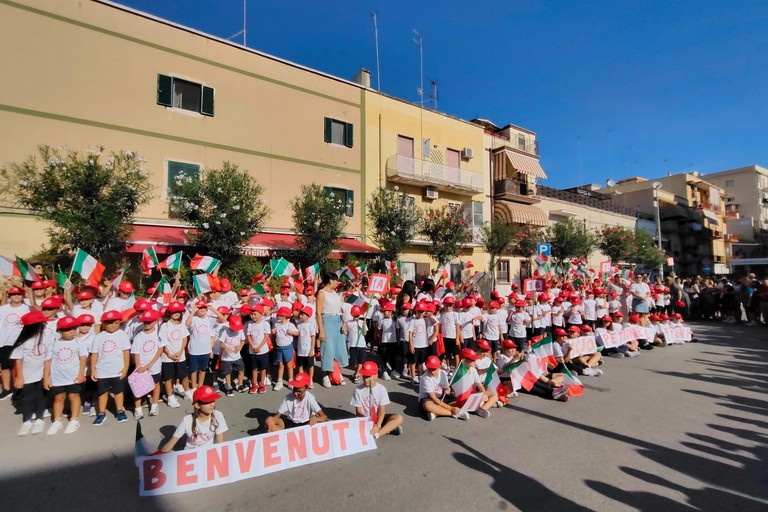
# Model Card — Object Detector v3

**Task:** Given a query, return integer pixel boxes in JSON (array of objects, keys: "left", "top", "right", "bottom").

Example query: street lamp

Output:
[{"left": 653, "top": 182, "right": 664, "bottom": 280}]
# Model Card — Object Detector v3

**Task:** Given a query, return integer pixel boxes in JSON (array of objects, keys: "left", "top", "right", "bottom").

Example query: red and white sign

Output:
[
  {"left": 137, "top": 418, "right": 376, "bottom": 496},
  {"left": 523, "top": 278, "right": 544, "bottom": 293},
  {"left": 366, "top": 273, "right": 390, "bottom": 295},
  {"left": 566, "top": 335, "right": 598, "bottom": 358},
  {"left": 600, "top": 261, "right": 612, "bottom": 274},
  {"left": 459, "top": 392, "right": 484, "bottom": 414}
]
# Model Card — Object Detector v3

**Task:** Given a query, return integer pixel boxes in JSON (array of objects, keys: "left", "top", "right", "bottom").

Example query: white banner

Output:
[
  {"left": 567, "top": 335, "right": 598, "bottom": 358},
  {"left": 137, "top": 418, "right": 376, "bottom": 496}
]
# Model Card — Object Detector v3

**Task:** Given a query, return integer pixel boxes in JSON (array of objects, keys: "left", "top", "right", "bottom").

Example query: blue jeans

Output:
[{"left": 320, "top": 315, "right": 348, "bottom": 372}]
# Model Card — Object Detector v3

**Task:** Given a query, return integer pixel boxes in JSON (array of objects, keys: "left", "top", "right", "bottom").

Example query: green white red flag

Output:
[
  {"left": 503, "top": 358, "right": 537, "bottom": 392},
  {"left": 72, "top": 248, "right": 105, "bottom": 286},
  {"left": 190, "top": 254, "right": 221, "bottom": 274},
  {"left": 0, "top": 255, "right": 15, "bottom": 277},
  {"left": 270, "top": 257, "right": 295, "bottom": 277},
  {"left": 141, "top": 247, "right": 159, "bottom": 275},
  {"left": 193, "top": 273, "right": 220, "bottom": 295},
  {"left": 562, "top": 365, "right": 584, "bottom": 396},
  {"left": 157, "top": 251, "right": 183, "bottom": 271},
  {"left": 304, "top": 262, "right": 320, "bottom": 282},
  {"left": 532, "top": 334, "right": 557, "bottom": 367},
  {"left": 482, "top": 364, "right": 503, "bottom": 397},
  {"left": 15, "top": 256, "right": 40, "bottom": 282},
  {"left": 449, "top": 361, "right": 475, "bottom": 406},
  {"left": 157, "top": 276, "right": 172, "bottom": 303}
]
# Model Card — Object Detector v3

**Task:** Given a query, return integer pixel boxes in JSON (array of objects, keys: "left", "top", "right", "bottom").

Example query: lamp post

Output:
[{"left": 653, "top": 182, "right": 664, "bottom": 280}]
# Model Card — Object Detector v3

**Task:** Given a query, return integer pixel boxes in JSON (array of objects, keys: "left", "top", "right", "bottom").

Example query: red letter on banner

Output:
[
  {"left": 311, "top": 424, "right": 330, "bottom": 456},
  {"left": 177, "top": 452, "right": 198, "bottom": 486},
  {"left": 207, "top": 445, "right": 229, "bottom": 481},
  {"left": 358, "top": 418, "right": 369, "bottom": 446},
  {"left": 331, "top": 421, "right": 350, "bottom": 451},
  {"left": 142, "top": 459, "right": 167, "bottom": 491},
  {"left": 235, "top": 439, "right": 256, "bottom": 473},
  {"left": 262, "top": 434, "right": 282, "bottom": 468},
  {"left": 286, "top": 429, "right": 308, "bottom": 462}
]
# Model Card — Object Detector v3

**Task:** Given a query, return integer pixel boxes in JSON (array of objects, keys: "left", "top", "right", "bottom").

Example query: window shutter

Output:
[
  {"left": 157, "top": 74, "right": 173, "bottom": 106},
  {"left": 345, "top": 189, "right": 354, "bottom": 217},
  {"left": 324, "top": 118, "right": 333, "bottom": 143},
  {"left": 344, "top": 123, "right": 354, "bottom": 148},
  {"left": 201, "top": 86, "right": 215, "bottom": 116}
]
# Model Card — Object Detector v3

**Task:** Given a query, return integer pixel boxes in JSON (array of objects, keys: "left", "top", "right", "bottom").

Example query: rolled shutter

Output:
[
  {"left": 157, "top": 74, "right": 173, "bottom": 106},
  {"left": 201, "top": 86, "right": 215, "bottom": 116},
  {"left": 345, "top": 189, "right": 354, "bottom": 217},
  {"left": 344, "top": 123, "right": 354, "bottom": 148},
  {"left": 324, "top": 117, "right": 333, "bottom": 143}
]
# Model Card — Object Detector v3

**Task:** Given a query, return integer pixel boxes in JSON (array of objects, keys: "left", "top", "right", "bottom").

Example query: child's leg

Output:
[
  {"left": 1, "top": 369, "right": 11, "bottom": 391},
  {"left": 377, "top": 413, "right": 404, "bottom": 436},
  {"left": 308, "top": 365, "right": 314, "bottom": 383},
  {"left": 163, "top": 379, "right": 173, "bottom": 399},
  {"left": 286, "top": 361, "right": 294, "bottom": 382},
  {"left": 189, "top": 369, "right": 197, "bottom": 389},
  {"left": 113, "top": 392, "right": 125, "bottom": 411},
  {"left": 181, "top": 376, "right": 190, "bottom": 391},
  {"left": 151, "top": 382, "right": 161, "bottom": 405},
  {"left": 52, "top": 393, "right": 66, "bottom": 420},
  {"left": 277, "top": 361, "right": 284, "bottom": 383},
  {"left": 264, "top": 416, "right": 285, "bottom": 432},
  {"left": 259, "top": 369, "right": 266, "bottom": 386},
  {"left": 481, "top": 389, "right": 497, "bottom": 410},
  {"left": 69, "top": 393, "right": 81, "bottom": 419},
  {"left": 197, "top": 370, "right": 206, "bottom": 388},
  {"left": 97, "top": 392, "right": 108, "bottom": 413},
  {"left": 355, "top": 364, "right": 362, "bottom": 377},
  {"left": 422, "top": 400, "right": 453, "bottom": 417}
]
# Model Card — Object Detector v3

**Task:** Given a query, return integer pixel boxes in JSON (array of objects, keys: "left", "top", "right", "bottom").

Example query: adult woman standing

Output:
[{"left": 316, "top": 272, "right": 348, "bottom": 388}]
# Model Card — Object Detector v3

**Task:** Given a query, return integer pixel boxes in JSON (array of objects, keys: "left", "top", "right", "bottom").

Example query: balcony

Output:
[
  {"left": 493, "top": 178, "right": 540, "bottom": 204},
  {"left": 724, "top": 233, "right": 740, "bottom": 242},
  {"left": 725, "top": 210, "right": 740, "bottom": 219},
  {"left": 386, "top": 155, "right": 483, "bottom": 196}
]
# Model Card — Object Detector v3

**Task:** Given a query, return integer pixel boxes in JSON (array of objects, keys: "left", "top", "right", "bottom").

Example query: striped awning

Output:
[
  {"left": 701, "top": 209, "right": 719, "bottom": 225},
  {"left": 494, "top": 202, "right": 549, "bottom": 226},
  {"left": 503, "top": 150, "right": 548, "bottom": 179}
]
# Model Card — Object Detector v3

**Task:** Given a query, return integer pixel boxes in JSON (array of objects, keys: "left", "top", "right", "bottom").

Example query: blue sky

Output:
[{"left": 113, "top": 0, "right": 768, "bottom": 188}]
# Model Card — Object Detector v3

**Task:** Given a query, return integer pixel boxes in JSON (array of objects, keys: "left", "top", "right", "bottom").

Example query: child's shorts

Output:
[
  {"left": 413, "top": 347, "right": 428, "bottom": 365},
  {"left": 187, "top": 354, "right": 210, "bottom": 373},
  {"left": 51, "top": 383, "right": 83, "bottom": 395},
  {"left": 443, "top": 337, "right": 459, "bottom": 358},
  {"left": 511, "top": 337, "right": 527, "bottom": 352},
  {"left": 250, "top": 353, "right": 270, "bottom": 371},
  {"left": 349, "top": 347, "right": 367, "bottom": 367},
  {"left": 275, "top": 345, "right": 294, "bottom": 364},
  {"left": 218, "top": 358, "right": 245, "bottom": 377},
  {"left": 96, "top": 377, "right": 125, "bottom": 395},
  {"left": 162, "top": 361, "right": 189, "bottom": 381},
  {"left": 295, "top": 354, "right": 314, "bottom": 369}
]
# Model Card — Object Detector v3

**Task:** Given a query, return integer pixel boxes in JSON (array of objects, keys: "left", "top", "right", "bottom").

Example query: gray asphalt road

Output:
[{"left": 1, "top": 322, "right": 767, "bottom": 512}]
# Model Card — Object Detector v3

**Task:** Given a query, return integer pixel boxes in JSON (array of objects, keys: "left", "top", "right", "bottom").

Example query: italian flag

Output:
[
  {"left": 436, "top": 265, "right": 449, "bottom": 282},
  {"left": 532, "top": 334, "right": 557, "bottom": 367},
  {"left": 336, "top": 266, "right": 354, "bottom": 281},
  {"left": 193, "top": 273, "right": 220, "bottom": 295},
  {"left": 251, "top": 283, "right": 268, "bottom": 295},
  {"left": 57, "top": 265, "right": 67, "bottom": 288},
  {"left": 483, "top": 364, "right": 503, "bottom": 397},
  {"left": 384, "top": 260, "right": 401, "bottom": 275},
  {"left": 0, "top": 255, "right": 14, "bottom": 277},
  {"left": 141, "top": 247, "right": 159, "bottom": 275},
  {"left": 345, "top": 293, "right": 368, "bottom": 309},
  {"left": 72, "top": 249, "right": 105, "bottom": 286},
  {"left": 157, "top": 251, "right": 183, "bottom": 271},
  {"left": 503, "top": 358, "right": 537, "bottom": 392},
  {"left": 270, "top": 257, "right": 295, "bottom": 277},
  {"left": 449, "top": 361, "right": 475, "bottom": 406},
  {"left": 15, "top": 256, "right": 40, "bottom": 282},
  {"left": 110, "top": 267, "right": 126, "bottom": 291},
  {"left": 304, "top": 262, "right": 320, "bottom": 281},
  {"left": 190, "top": 253, "right": 221, "bottom": 274},
  {"left": 562, "top": 365, "right": 584, "bottom": 397},
  {"left": 157, "top": 276, "right": 172, "bottom": 303}
]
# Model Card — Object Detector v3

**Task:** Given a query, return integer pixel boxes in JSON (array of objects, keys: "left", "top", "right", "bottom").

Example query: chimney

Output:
[{"left": 351, "top": 68, "right": 371, "bottom": 88}]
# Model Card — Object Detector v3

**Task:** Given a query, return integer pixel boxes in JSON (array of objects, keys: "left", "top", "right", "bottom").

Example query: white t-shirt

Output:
[
  {"left": 440, "top": 311, "right": 459, "bottom": 338},
  {"left": 583, "top": 299, "right": 597, "bottom": 321},
  {"left": 159, "top": 321, "right": 190, "bottom": 363},
  {"left": 274, "top": 321, "right": 297, "bottom": 348},
  {"left": 346, "top": 319, "right": 366, "bottom": 348},
  {"left": 73, "top": 302, "right": 103, "bottom": 324},
  {"left": 567, "top": 305, "right": 584, "bottom": 325},
  {"left": 496, "top": 353, "right": 514, "bottom": 378},
  {"left": 379, "top": 317, "right": 397, "bottom": 343},
  {"left": 297, "top": 321, "right": 316, "bottom": 357},
  {"left": 46, "top": 337, "right": 88, "bottom": 387},
  {"left": 0, "top": 303, "right": 30, "bottom": 347},
  {"left": 475, "top": 356, "right": 492, "bottom": 371},
  {"left": 396, "top": 316, "right": 412, "bottom": 342},
  {"left": 482, "top": 312, "right": 501, "bottom": 340},
  {"left": 595, "top": 298, "right": 608, "bottom": 319},
  {"left": 174, "top": 410, "right": 228, "bottom": 449},
  {"left": 246, "top": 320, "right": 270, "bottom": 355},
  {"left": 539, "top": 303, "right": 552, "bottom": 328},
  {"left": 130, "top": 330, "right": 166, "bottom": 375},
  {"left": 12, "top": 336, "right": 53, "bottom": 384},
  {"left": 187, "top": 316, "right": 215, "bottom": 355},
  {"left": 350, "top": 382, "right": 390, "bottom": 421},
  {"left": 90, "top": 330, "right": 131, "bottom": 378},
  {"left": 409, "top": 317, "right": 428, "bottom": 348},
  {"left": 459, "top": 312, "right": 475, "bottom": 339},
  {"left": 508, "top": 312, "right": 530, "bottom": 338},
  {"left": 278, "top": 391, "right": 322, "bottom": 424},
  {"left": 418, "top": 370, "right": 449, "bottom": 399},
  {"left": 552, "top": 305, "right": 564, "bottom": 327},
  {"left": 78, "top": 331, "right": 95, "bottom": 375},
  {"left": 218, "top": 328, "right": 245, "bottom": 362},
  {"left": 497, "top": 309, "right": 509, "bottom": 334}
]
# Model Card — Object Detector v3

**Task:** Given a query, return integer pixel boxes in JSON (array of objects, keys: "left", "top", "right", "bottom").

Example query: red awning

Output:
[{"left": 126, "top": 225, "right": 379, "bottom": 256}]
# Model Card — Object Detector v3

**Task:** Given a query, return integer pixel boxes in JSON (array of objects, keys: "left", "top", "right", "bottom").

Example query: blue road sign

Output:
[{"left": 536, "top": 243, "right": 551, "bottom": 256}]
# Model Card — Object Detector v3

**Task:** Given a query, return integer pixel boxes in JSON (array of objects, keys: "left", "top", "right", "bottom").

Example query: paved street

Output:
[{"left": 1, "top": 322, "right": 767, "bottom": 511}]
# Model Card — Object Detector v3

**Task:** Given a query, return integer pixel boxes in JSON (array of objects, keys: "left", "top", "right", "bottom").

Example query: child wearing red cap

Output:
[
  {"left": 90, "top": 311, "right": 131, "bottom": 425},
  {"left": 439, "top": 298, "right": 460, "bottom": 371},
  {"left": 418, "top": 355, "right": 469, "bottom": 421},
  {"left": 396, "top": 303, "right": 412, "bottom": 379},
  {"left": 186, "top": 301, "right": 224, "bottom": 393},
  {"left": 130, "top": 310, "right": 166, "bottom": 419},
  {"left": 583, "top": 289, "right": 597, "bottom": 330},
  {"left": 265, "top": 372, "right": 327, "bottom": 431},
  {"left": 377, "top": 302, "right": 397, "bottom": 380},
  {"left": 217, "top": 315, "right": 247, "bottom": 396},
  {"left": 350, "top": 361, "right": 403, "bottom": 438},
  {"left": 296, "top": 306, "right": 317, "bottom": 387},
  {"left": 12, "top": 311, "right": 52, "bottom": 434},
  {"left": 459, "top": 348, "right": 497, "bottom": 417},
  {"left": 0, "top": 286, "right": 30, "bottom": 399},
  {"left": 507, "top": 300, "right": 531, "bottom": 352},
  {"left": 459, "top": 299, "right": 479, "bottom": 350},
  {"left": 482, "top": 302, "right": 502, "bottom": 356},
  {"left": 159, "top": 302, "right": 191, "bottom": 407},
  {"left": 246, "top": 304, "right": 271, "bottom": 394},
  {"left": 272, "top": 307, "right": 299, "bottom": 391},
  {"left": 407, "top": 303, "right": 430, "bottom": 385},
  {"left": 160, "top": 385, "right": 228, "bottom": 451},
  {"left": 76, "top": 314, "right": 98, "bottom": 415},
  {"left": 43, "top": 316, "right": 87, "bottom": 434},
  {"left": 347, "top": 305, "right": 368, "bottom": 384}
]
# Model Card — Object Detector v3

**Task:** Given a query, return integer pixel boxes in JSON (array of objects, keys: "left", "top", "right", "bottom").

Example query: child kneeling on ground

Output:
[{"left": 350, "top": 361, "right": 403, "bottom": 438}]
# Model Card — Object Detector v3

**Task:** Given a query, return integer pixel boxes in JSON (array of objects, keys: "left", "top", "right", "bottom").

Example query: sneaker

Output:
[
  {"left": 0, "top": 388, "right": 12, "bottom": 401},
  {"left": 17, "top": 421, "right": 33, "bottom": 436},
  {"left": 43, "top": 409, "right": 51, "bottom": 418},
  {"left": 134, "top": 409, "right": 144, "bottom": 420},
  {"left": 595, "top": 369, "right": 604, "bottom": 377},
  {"left": 322, "top": 376, "right": 331, "bottom": 388},
  {"left": 391, "top": 425, "right": 403, "bottom": 436},
  {"left": 427, "top": 412, "right": 436, "bottom": 421},
  {"left": 582, "top": 368, "right": 597, "bottom": 376},
  {"left": 264, "top": 376, "right": 272, "bottom": 386},
  {"left": 183, "top": 390, "right": 194, "bottom": 401},
  {"left": 353, "top": 374, "right": 361, "bottom": 384},
  {"left": 174, "top": 383, "right": 184, "bottom": 394},
  {"left": 493, "top": 401, "right": 503, "bottom": 408},
  {"left": 553, "top": 388, "right": 570, "bottom": 402},
  {"left": 116, "top": 410, "right": 129, "bottom": 423},
  {"left": 88, "top": 406, "right": 97, "bottom": 416},
  {"left": 82, "top": 401, "right": 92, "bottom": 412},
  {"left": 597, "top": 359, "right": 605, "bottom": 366},
  {"left": 391, "top": 370, "right": 400, "bottom": 379},
  {"left": 223, "top": 386, "right": 234, "bottom": 397},
  {"left": 238, "top": 384, "right": 249, "bottom": 393},
  {"left": 339, "top": 377, "right": 347, "bottom": 386},
  {"left": 31, "top": 419, "right": 46, "bottom": 434},
  {"left": 476, "top": 408, "right": 490, "bottom": 419},
  {"left": 64, "top": 418, "right": 80, "bottom": 434},
  {"left": 308, "top": 383, "right": 314, "bottom": 389},
  {"left": 273, "top": 382, "right": 284, "bottom": 391},
  {"left": 149, "top": 404, "right": 159, "bottom": 416},
  {"left": 412, "top": 377, "right": 420, "bottom": 385},
  {"left": 167, "top": 396, "right": 181, "bottom": 408},
  {"left": 249, "top": 384, "right": 258, "bottom": 394},
  {"left": 47, "top": 419, "right": 64, "bottom": 435},
  {"left": 454, "top": 411, "right": 470, "bottom": 421},
  {"left": 93, "top": 413, "right": 107, "bottom": 426},
  {"left": 625, "top": 351, "right": 640, "bottom": 358},
  {"left": 258, "top": 384, "right": 266, "bottom": 394},
  {"left": 382, "top": 371, "right": 391, "bottom": 381},
  {"left": 402, "top": 368, "right": 410, "bottom": 378}
]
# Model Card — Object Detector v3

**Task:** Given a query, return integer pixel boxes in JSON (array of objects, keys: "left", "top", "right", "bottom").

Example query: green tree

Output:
[
  {"left": 0, "top": 145, "right": 152, "bottom": 265},
  {"left": 598, "top": 225, "right": 635, "bottom": 264},
  {"left": 544, "top": 218, "right": 598, "bottom": 274},
  {"left": 291, "top": 184, "right": 348, "bottom": 263},
  {"left": 480, "top": 221, "right": 516, "bottom": 289},
  {"left": 367, "top": 186, "right": 421, "bottom": 262},
  {"left": 169, "top": 162, "right": 270, "bottom": 266},
  {"left": 420, "top": 206, "right": 471, "bottom": 267},
  {"left": 632, "top": 228, "right": 666, "bottom": 269}
]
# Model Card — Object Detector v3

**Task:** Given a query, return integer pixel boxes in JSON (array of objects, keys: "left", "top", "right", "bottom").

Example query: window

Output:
[
  {"left": 724, "top": 179, "right": 734, "bottom": 187},
  {"left": 517, "top": 135, "right": 527, "bottom": 151},
  {"left": 324, "top": 118, "right": 353, "bottom": 147},
  {"left": 157, "top": 74, "right": 214, "bottom": 116},
  {"left": 496, "top": 260, "right": 510, "bottom": 283},
  {"left": 324, "top": 186, "right": 354, "bottom": 217},
  {"left": 400, "top": 262, "right": 416, "bottom": 283},
  {"left": 462, "top": 200, "right": 484, "bottom": 227}
]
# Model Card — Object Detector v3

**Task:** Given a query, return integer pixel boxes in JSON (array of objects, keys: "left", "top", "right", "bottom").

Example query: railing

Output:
[
  {"left": 386, "top": 155, "right": 484, "bottom": 194},
  {"left": 494, "top": 178, "right": 536, "bottom": 197},
  {"left": 724, "top": 233, "right": 740, "bottom": 242},
  {"left": 537, "top": 185, "right": 634, "bottom": 215},
  {"left": 725, "top": 210, "right": 740, "bottom": 219}
]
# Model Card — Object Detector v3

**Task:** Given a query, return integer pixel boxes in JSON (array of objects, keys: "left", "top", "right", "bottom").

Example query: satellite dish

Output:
[
  {"left": 606, "top": 179, "right": 616, "bottom": 187},
  {"left": 652, "top": 182, "right": 662, "bottom": 190}
]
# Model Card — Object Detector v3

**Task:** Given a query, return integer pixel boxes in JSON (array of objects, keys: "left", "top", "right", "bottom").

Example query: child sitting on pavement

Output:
[{"left": 350, "top": 361, "right": 403, "bottom": 438}]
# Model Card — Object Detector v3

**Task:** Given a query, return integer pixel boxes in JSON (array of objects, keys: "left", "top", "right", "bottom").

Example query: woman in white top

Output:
[{"left": 315, "top": 272, "right": 348, "bottom": 388}]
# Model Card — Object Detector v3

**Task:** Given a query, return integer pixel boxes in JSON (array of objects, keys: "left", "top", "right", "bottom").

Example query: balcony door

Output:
[
  {"left": 445, "top": 148, "right": 460, "bottom": 185},
  {"left": 397, "top": 135, "right": 414, "bottom": 175}
]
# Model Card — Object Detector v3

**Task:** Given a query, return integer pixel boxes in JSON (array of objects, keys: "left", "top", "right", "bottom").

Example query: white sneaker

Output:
[
  {"left": 88, "top": 406, "right": 97, "bottom": 416},
  {"left": 82, "top": 401, "right": 92, "bottom": 413},
  {"left": 595, "top": 369, "right": 604, "bottom": 377},
  {"left": 31, "top": 419, "right": 45, "bottom": 435},
  {"left": 64, "top": 418, "right": 80, "bottom": 434},
  {"left": 174, "top": 383, "right": 184, "bottom": 394},
  {"left": 149, "top": 404, "right": 159, "bottom": 416},
  {"left": 264, "top": 376, "right": 272, "bottom": 386},
  {"left": 382, "top": 371, "right": 391, "bottom": 381},
  {"left": 476, "top": 408, "right": 490, "bottom": 419},
  {"left": 47, "top": 419, "right": 64, "bottom": 436},
  {"left": 582, "top": 368, "right": 596, "bottom": 376},
  {"left": 322, "top": 376, "right": 331, "bottom": 388},
  {"left": 427, "top": 412, "right": 436, "bottom": 421},
  {"left": 17, "top": 421, "right": 33, "bottom": 436},
  {"left": 391, "top": 370, "right": 400, "bottom": 379},
  {"left": 454, "top": 411, "right": 470, "bottom": 421},
  {"left": 167, "top": 396, "right": 181, "bottom": 408},
  {"left": 134, "top": 409, "right": 144, "bottom": 420},
  {"left": 43, "top": 409, "right": 51, "bottom": 418},
  {"left": 183, "top": 390, "right": 194, "bottom": 401},
  {"left": 273, "top": 382, "right": 284, "bottom": 391},
  {"left": 339, "top": 377, "right": 347, "bottom": 386}
]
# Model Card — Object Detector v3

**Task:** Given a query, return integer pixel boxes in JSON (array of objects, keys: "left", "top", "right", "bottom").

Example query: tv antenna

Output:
[{"left": 426, "top": 77, "right": 438, "bottom": 109}]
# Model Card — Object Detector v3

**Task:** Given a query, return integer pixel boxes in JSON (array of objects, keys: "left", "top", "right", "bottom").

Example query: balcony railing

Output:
[
  {"left": 493, "top": 178, "right": 540, "bottom": 204},
  {"left": 724, "top": 233, "right": 740, "bottom": 242},
  {"left": 386, "top": 155, "right": 483, "bottom": 195},
  {"left": 725, "top": 210, "right": 740, "bottom": 219}
]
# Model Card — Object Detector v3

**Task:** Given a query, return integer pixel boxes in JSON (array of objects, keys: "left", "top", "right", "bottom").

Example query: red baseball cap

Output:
[
  {"left": 300, "top": 306, "right": 314, "bottom": 317},
  {"left": 580, "top": 325, "right": 593, "bottom": 333},
  {"left": 118, "top": 281, "right": 134, "bottom": 293},
  {"left": 43, "top": 279, "right": 56, "bottom": 289},
  {"left": 229, "top": 315, "right": 244, "bottom": 331},
  {"left": 601, "top": 315, "right": 612, "bottom": 322},
  {"left": 217, "top": 306, "right": 231, "bottom": 315},
  {"left": 220, "top": 278, "right": 232, "bottom": 292},
  {"left": 249, "top": 303, "right": 265, "bottom": 315},
  {"left": 167, "top": 301, "right": 186, "bottom": 313},
  {"left": 460, "top": 348, "right": 478, "bottom": 361},
  {"left": 292, "top": 301, "right": 303, "bottom": 311},
  {"left": 425, "top": 355, "right": 441, "bottom": 369},
  {"left": 288, "top": 372, "right": 312, "bottom": 389},
  {"left": 568, "top": 325, "right": 581, "bottom": 333},
  {"left": 56, "top": 316, "right": 80, "bottom": 330},
  {"left": 101, "top": 310, "right": 122, "bottom": 322},
  {"left": 476, "top": 339, "right": 491, "bottom": 351},
  {"left": 21, "top": 311, "right": 47, "bottom": 326},
  {"left": 612, "top": 311, "right": 624, "bottom": 317},
  {"left": 275, "top": 307, "right": 292, "bottom": 318},
  {"left": 7, "top": 287, "right": 23, "bottom": 295},
  {"left": 77, "top": 314, "right": 95, "bottom": 325},
  {"left": 195, "top": 301, "right": 209, "bottom": 309},
  {"left": 77, "top": 290, "right": 94, "bottom": 300},
  {"left": 304, "top": 287, "right": 315, "bottom": 296},
  {"left": 140, "top": 309, "right": 161, "bottom": 323},
  {"left": 31, "top": 281, "right": 45, "bottom": 290},
  {"left": 193, "top": 385, "right": 221, "bottom": 403},
  {"left": 514, "top": 300, "right": 526, "bottom": 308},
  {"left": 554, "top": 328, "right": 567, "bottom": 336},
  {"left": 41, "top": 296, "right": 63, "bottom": 309},
  {"left": 489, "top": 301, "right": 499, "bottom": 309},
  {"left": 260, "top": 298, "right": 274, "bottom": 308},
  {"left": 443, "top": 296, "right": 455, "bottom": 305},
  {"left": 359, "top": 361, "right": 379, "bottom": 377},
  {"left": 401, "top": 302, "right": 412, "bottom": 310},
  {"left": 502, "top": 339, "right": 517, "bottom": 349}
]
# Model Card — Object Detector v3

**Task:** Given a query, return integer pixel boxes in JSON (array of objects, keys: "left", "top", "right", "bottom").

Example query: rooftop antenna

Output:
[
  {"left": 413, "top": 29, "right": 424, "bottom": 108},
  {"left": 371, "top": 12, "right": 381, "bottom": 91},
  {"left": 227, "top": 0, "right": 247, "bottom": 46},
  {"left": 426, "top": 77, "right": 438, "bottom": 109}
]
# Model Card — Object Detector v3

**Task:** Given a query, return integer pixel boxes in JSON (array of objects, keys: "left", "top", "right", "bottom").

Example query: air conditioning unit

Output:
[
  {"left": 424, "top": 186, "right": 439, "bottom": 200},
  {"left": 461, "top": 147, "right": 474, "bottom": 160}
]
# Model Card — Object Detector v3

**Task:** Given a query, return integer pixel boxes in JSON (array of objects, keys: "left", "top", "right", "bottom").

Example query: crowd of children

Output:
[{"left": 0, "top": 268, "right": 697, "bottom": 449}]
